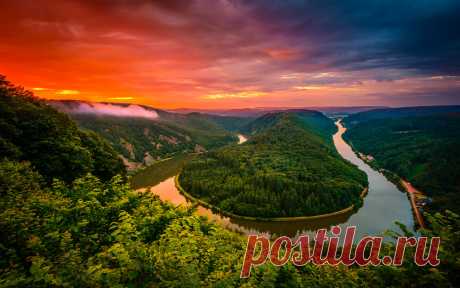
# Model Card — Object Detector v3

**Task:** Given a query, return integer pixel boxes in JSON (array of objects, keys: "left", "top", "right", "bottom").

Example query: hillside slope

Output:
[
  {"left": 0, "top": 78, "right": 125, "bottom": 182},
  {"left": 344, "top": 107, "right": 460, "bottom": 214},
  {"left": 179, "top": 111, "right": 367, "bottom": 218},
  {"left": 345, "top": 106, "right": 460, "bottom": 124},
  {"left": 49, "top": 101, "right": 240, "bottom": 168}
]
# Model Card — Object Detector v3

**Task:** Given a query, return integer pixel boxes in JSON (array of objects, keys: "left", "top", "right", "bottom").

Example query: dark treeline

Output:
[
  {"left": 0, "top": 76, "right": 125, "bottom": 183},
  {"left": 344, "top": 109, "right": 460, "bottom": 215},
  {"left": 180, "top": 111, "right": 368, "bottom": 218}
]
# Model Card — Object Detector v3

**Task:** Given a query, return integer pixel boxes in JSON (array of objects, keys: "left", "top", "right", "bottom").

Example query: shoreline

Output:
[
  {"left": 175, "top": 174, "right": 368, "bottom": 222},
  {"left": 400, "top": 180, "right": 427, "bottom": 229},
  {"left": 341, "top": 122, "right": 426, "bottom": 229}
]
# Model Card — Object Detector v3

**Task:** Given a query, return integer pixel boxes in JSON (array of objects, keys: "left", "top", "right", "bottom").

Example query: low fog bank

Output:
[{"left": 50, "top": 101, "right": 159, "bottom": 120}]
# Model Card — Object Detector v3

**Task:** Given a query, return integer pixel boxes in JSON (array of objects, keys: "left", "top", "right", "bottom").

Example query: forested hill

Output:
[
  {"left": 0, "top": 77, "right": 125, "bottom": 183},
  {"left": 241, "top": 110, "right": 337, "bottom": 146},
  {"left": 343, "top": 108, "right": 460, "bottom": 214},
  {"left": 344, "top": 105, "right": 460, "bottom": 125},
  {"left": 49, "top": 100, "right": 242, "bottom": 168},
  {"left": 179, "top": 111, "right": 368, "bottom": 218}
]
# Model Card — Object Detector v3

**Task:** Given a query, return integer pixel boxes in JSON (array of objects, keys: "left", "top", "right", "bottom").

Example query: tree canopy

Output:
[
  {"left": 344, "top": 110, "right": 460, "bottom": 214},
  {"left": 180, "top": 111, "right": 368, "bottom": 217},
  {"left": 0, "top": 75, "right": 126, "bottom": 183}
]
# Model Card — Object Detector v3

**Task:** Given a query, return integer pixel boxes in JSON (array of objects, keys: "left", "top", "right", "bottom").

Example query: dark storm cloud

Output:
[
  {"left": 4, "top": 0, "right": 458, "bottom": 75},
  {"left": 243, "top": 0, "right": 460, "bottom": 75}
]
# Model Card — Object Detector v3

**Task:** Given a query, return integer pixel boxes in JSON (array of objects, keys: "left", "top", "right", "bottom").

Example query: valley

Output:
[
  {"left": 179, "top": 111, "right": 368, "bottom": 218},
  {"left": 1, "top": 77, "right": 458, "bottom": 286},
  {"left": 35, "top": 99, "right": 429, "bottom": 236},
  {"left": 131, "top": 120, "right": 414, "bottom": 239}
]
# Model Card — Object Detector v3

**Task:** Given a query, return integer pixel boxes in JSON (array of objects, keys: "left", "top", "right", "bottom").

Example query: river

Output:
[
  {"left": 132, "top": 126, "right": 414, "bottom": 240},
  {"left": 237, "top": 134, "right": 247, "bottom": 144}
]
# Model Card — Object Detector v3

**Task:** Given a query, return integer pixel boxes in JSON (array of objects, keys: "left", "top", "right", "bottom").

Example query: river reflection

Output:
[
  {"left": 237, "top": 134, "right": 247, "bottom": 144},
  {"left": 132, "top": 127, "right": 414, "bottom": 240}
]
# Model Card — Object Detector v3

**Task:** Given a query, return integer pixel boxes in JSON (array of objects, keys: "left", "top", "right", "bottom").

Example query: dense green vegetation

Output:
[
  {"left": 3, "top": 159, "right": 460, "bottom": 287},
  {"left": 0, "top": 77, "right": 125, "bottom": 183},
  {"left": 180, "top": 111, "right": 368, "bottom": 218},
  {"left": 1, "top": 76, "right": 459, "bottom": 287},
  {"left": 344, "top": 107, "right": 460, "bottom": 214},
  {"left": 195, "top": 113, "right": 255, "bottom": 132},
  {"left": 50, "top": 101, "right": 240, "bottom": 166}
]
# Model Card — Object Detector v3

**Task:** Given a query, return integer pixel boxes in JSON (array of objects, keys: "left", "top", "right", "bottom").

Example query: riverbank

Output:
[
  {"left": 346, "top": 142, "right": 427, "bottom": 229},
  {"left": 341, "top": 121, "right": 426, "bottom": 229},
  {"left": 175, "top": 173, "right": 368, "bottom": 222},
  {"left": 401, "top": 180, "right": 427, "bottom": 229}
]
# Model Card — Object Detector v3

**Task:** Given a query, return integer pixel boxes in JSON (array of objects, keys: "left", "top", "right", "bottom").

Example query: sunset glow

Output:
[{"left": 1, "top": 1, "right": 459, "bottom": 108}]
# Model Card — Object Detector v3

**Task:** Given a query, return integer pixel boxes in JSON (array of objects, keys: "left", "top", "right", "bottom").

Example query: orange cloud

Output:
[
  {"left": 107, "top": 97, "right": 135, "bottom": 100},
  {"left": 56, "top": 90, "right": 80, "bottom": 95},
  {"left": 203, "top": 91, "right": 267, "bottom": 100},
  {"left": 293, "top": 86, "right": 323, "bottom": 90}
]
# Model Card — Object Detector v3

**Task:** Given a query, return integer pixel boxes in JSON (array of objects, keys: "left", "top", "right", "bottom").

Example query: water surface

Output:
[{"left": 237, "top": 134, "right": 248, "bottom": 144}]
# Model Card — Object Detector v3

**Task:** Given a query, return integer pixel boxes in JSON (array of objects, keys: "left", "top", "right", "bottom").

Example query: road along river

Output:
[{"left": 132, "top": 126, "right": 414, "bottom": 240}]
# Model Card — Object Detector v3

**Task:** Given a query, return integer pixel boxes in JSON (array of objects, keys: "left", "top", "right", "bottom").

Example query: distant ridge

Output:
[
  {"left": 345, "top": 105, "right": 460, "bottom": 125},
  {"left": 169, "top": 106, "right": 387, "bottom": 117}
]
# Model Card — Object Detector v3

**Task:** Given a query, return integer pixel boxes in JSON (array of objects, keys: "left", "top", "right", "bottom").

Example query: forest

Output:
[
  {"left": 344, "top": 108, "right": 460, "bottom": 215},
  {"left": 179, "top": 111, "right": 368, "bottom": 218},
  {"left": 0, "top": 79, "right": 125, "bottom": 183},
  {"left": 1, "top": 76, "right": 460, "bottom": 287}
]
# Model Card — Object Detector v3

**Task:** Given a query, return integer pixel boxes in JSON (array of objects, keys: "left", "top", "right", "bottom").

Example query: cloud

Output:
[
  {"left": 59, "top": 102, "right": 159, "bottom": 119},
  {"left": 107, "top": 97, "right": 135, "bottom": 100},
  {"left": 293, "top": 86, "right": 323, "bottom": 91},
  {"left": 56, "top": 90, "right": 80, "bottom": 95},
  {"left": 203, "top": 91, "right": 267, "bottom": 100},
  {"left": 1, "top": 0, "right": 460, "bottom": 107}
]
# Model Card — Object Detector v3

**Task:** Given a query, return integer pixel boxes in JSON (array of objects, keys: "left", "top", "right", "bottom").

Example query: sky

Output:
[{"left": 1, "top": 0, "right": 460, "bottom": 109}]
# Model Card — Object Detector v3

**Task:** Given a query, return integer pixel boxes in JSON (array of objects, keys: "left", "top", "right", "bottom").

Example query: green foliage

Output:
[
  {"left": 0, "top": 160, "right": 188, "bottom": 287},
  {"left": 344, "top": 111, "right": 460, "bottom": 214},
  {"left": 0, "top": 76, "right": 125, "bottom": 183},
  {"left": 180, "top": 112, "right": 367, "bottom": 217},
  {"left": 78, "top": 130, "right": 127, "bottom": 182},
  {"left": 2, "top": 160, "right": 458, "bottom": 287}
]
